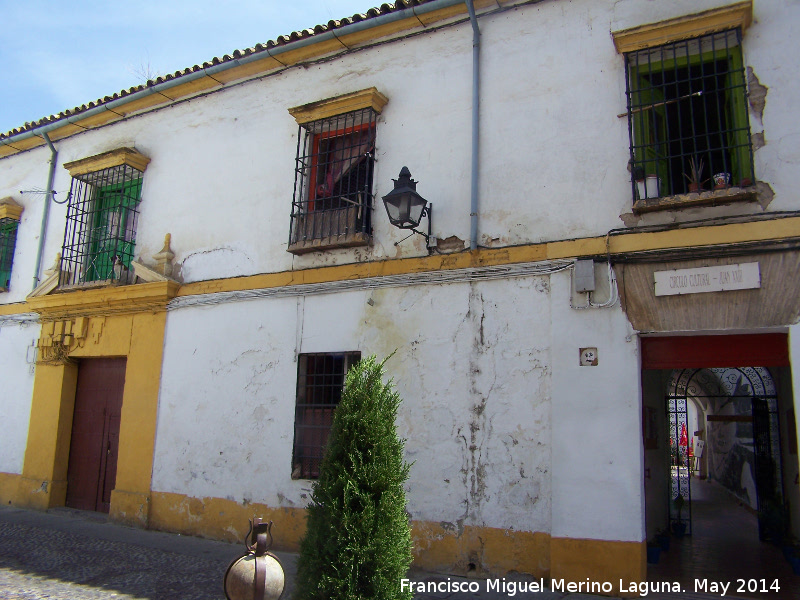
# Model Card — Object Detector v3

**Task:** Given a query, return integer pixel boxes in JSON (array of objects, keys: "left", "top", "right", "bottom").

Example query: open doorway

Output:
[
  {"left": 641, "top": 335, "right": 800, "bottom": 599},
  {"left": 666, "top": 367, "right": 784, "bottom": 540}
]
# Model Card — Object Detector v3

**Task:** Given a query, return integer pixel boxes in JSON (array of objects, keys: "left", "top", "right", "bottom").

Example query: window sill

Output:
[
  {"left": 57, "top": 278, "right": 124, "bottom": 292},
  {"left": 288, "top": 206, "right": 370, "bottom": 255},
  {"left": 631, "top": 186, "right": 758, "bottom": 214},
  {"left": 288, "top": 232, "right": 370, "bottom": 255}
]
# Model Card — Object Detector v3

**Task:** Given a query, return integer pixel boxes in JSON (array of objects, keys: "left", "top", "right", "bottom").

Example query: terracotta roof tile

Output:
[{"left": 0, "top": 0, "right": 436, "bottom": 141}]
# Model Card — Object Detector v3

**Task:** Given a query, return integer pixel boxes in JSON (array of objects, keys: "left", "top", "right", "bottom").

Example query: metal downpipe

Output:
[
  {"left": 466, "top": 0, "right": 481, "bottom": 251},
  {"left": 33, "top": 132, "right": 57, "bottom": 291}
]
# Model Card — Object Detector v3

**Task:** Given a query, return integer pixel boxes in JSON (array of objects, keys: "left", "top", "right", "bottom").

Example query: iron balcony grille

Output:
[
  {"left": 288, "top": 108, "right": 376, "bottom": 252},
  {"left": 60, "top": 164, "right": 143, "bottom": 287},
  {"left": 292, "top": 352, "right": 360, "bottom": 479},
  {"left": 625, "top": 28, "right": 754, "bottom": 202},
  {"left": 0, "top": 218, "right": 19, "bottom": 290}
]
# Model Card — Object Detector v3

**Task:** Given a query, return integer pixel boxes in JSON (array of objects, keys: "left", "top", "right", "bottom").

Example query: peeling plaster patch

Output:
[
  {"left": 747, "top": 67, "right": 768, "bottom": 123},
  {"left": 756, "top": 181, "right": 775, "bottom": 210},
  {"left": 752, "top": 132, "right": 765, "bottom": 152},
  {"left": 619, "top": 212, "right": 642, "bottom": 227},
  {"left": 436, "top": 235, "right": 466, "bottom": 253},
  {"left": 188, "top": 497, "right": 204, "bottom": 516},
  {"left": 277, "top": 492, "right": 295, "bottom": 507},
  {"left": 439, "top": 521, "right": 457, "bottom": 533},
  {"left": 180, "top": 244, "right": 254, "bottom": 281}
]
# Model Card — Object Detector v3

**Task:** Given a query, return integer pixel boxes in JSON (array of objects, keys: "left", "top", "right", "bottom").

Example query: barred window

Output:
[
  {"left": 625, "top": 29, "right": 754, "bottom": 203},
  {"left": 288, "top": 108, "right": 376, "bottom": 254},
  {"left": 0, "top": 218, "right": 19, "bottom": 291},
  {"left": 60, "top": 163, "right": 143, "bottom": 286},
  {"left": 292, "top": 352, "right": 360, "bottom": 479}
]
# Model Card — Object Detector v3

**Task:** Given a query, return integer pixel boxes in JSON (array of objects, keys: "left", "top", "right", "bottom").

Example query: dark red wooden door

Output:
[{"left": 65, "top": 358, "right": 126, "bottom": 513}]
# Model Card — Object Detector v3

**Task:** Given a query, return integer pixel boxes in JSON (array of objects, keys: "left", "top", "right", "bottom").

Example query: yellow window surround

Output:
[
  {"left": 0, "top": 197, "right": 23, "bottom": 221},
  {"left": 612, "top": 1, "right": 753, "bottom": 53},
  {"left": 288, "top": 87, "right": 389, "bottom": 124},
  {"left": 63, "top": 147, "right": 151, "bottom": 178}
]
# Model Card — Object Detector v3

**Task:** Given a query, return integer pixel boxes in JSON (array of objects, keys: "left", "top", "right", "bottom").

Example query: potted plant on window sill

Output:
[{"left": 683, "top": 157, "right": 708, "bottom": 193}]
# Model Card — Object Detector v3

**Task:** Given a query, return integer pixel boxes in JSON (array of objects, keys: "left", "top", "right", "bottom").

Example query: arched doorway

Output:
[
  {"left": 666, "top": 367, "right": 784, "bottom": 541},
  {"left": 641, "top": 334, "right": 800, "bottom": 598}
]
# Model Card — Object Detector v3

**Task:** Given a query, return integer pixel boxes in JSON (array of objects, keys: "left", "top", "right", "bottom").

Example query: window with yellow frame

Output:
[{"left": 624, "top": 28, "right": 754, "bottom": 202}]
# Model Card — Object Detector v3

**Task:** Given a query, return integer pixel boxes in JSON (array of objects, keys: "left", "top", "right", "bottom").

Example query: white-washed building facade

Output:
[{"left": 1, "top": 0, "right": 799, "bottom": 593}]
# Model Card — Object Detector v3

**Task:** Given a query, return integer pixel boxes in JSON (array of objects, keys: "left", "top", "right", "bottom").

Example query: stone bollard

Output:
[{"left": 224, "top": 518, "right": 285, "bottom": 600}]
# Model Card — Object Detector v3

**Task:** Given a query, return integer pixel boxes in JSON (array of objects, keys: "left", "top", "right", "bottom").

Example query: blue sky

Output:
[{"left": 0, "top": 0, "right": 379, "bottom": 136}]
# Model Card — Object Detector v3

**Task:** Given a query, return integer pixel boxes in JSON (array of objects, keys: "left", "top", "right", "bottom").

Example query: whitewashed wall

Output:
[
  {"left": 153, "top": 275, "right": 554, "bottom": 534},
  {"left": 549, "top": 269, "right": 643, "bottom": 542},
  {"left": 0, "top": 321, "right": 37, "bottom": 474},
  {"left": 2, "top": 0, "right": 797, "bottom": 294}
]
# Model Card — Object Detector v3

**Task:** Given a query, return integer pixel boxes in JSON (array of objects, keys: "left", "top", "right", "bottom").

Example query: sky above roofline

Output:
[{"left": 0, "top": 0, "right": 379, "bottom": 136}]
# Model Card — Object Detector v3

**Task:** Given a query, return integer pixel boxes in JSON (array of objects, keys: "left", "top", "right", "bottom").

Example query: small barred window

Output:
[{"left": 292, "top": 352, "right": 360, "bottom": 479}]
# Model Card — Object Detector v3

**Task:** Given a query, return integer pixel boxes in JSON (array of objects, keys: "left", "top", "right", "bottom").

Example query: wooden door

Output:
[{"left": 65, "top": 358, "right": 126, "bottom": 513}]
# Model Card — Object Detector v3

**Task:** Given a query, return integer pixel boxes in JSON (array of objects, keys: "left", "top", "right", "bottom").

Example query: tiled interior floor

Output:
[{"left": 648, "top": 478, "right": 799, "bottom": 599}]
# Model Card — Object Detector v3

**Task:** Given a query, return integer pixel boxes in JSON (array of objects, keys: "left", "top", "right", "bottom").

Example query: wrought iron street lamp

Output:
[{"left": 382, "top": 167, "right": 435, "bottom": 251}]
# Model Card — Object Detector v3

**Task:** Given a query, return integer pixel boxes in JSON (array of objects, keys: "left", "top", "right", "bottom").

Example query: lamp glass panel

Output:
[
  {"left": 384, "top": 195, "right": 403, "bottom": 223},
  {"left": 408, "top": 195, "right": 426, "bottom": 226}
]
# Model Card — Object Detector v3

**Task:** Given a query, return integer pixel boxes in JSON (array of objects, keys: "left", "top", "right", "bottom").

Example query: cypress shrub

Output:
[{"left": 294, "top": 355, "right": 413, "bottom": 600}]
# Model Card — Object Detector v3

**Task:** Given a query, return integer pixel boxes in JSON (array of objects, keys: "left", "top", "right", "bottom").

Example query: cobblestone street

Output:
[
  {"left": 2, "top": 504, "right": 726, "bottom": 600},
  {"left": 0, "top": 506, "right": 293, "bottom": 600}
]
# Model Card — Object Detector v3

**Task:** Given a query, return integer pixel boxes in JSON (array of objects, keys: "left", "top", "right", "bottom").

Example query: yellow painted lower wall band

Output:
[
  {"left": 150, "top": 490, "right": 551, "bottom": 577},
  {"left": 0, "top": 472, "right": 21, "bottom": 506},
  {"left": 550, "top": 537, "right": 646, "bottom": 598},
  {"left": 4, "top": 479, "right": 643, "bottom": 592},
  {"left": 110, "top": 489, "right": 151, "bottom": 527}
]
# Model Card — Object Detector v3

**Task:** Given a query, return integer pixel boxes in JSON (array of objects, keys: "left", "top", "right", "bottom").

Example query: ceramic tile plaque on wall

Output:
[{"left": 654, "top": 262, "right": 760, "bottom": 296}]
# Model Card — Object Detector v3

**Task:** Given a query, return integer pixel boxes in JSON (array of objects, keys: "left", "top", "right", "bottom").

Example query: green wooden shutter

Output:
[
  {"left": 86, "top": 179, "right": 141, "bottom": 282},
  {"left": 0, "top": 220, "right": 19, "bottom": 290}
]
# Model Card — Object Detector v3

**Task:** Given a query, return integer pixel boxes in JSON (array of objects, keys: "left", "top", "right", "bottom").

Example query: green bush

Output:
[{"left": 294, "top": 355, "right": 413, "bottom": 600}]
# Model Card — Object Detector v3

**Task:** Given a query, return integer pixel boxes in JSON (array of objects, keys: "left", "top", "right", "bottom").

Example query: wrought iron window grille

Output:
[
  {"left": 60, "top": 163, "right": 143, "bottom": 287},
  {"left": 291, "top": 352, "right": 360, "bottom": 479},
  {"left": 288, "top": 108, "right": 376, "bottom": 254},
  {"left": 0, "top": 218, "right": 19, "bottom": 291},
  {"left": 625, "top": 29, "right": 754, "bottom": 204}
]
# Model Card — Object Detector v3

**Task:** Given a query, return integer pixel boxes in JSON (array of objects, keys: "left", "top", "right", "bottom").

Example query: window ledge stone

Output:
[
  {"left": 287, "top": 232, "right": 370, "bottom": 255},
  {"left": 631, "top": 186, "right": 758, "bottom": 214}
]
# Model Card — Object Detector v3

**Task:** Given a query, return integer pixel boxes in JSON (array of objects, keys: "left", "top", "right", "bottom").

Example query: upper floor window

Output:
[
  {"left": 60, "top": 148, "right": 149, "bottom": 287},
  {"left": 613, "top": 2, "right": 755, "bottom": 212},
  {"left": 0, "top": 197, "right": 23, "bottom": 292},
  {"left": 292, "top": 351, "right": 360, "bottom": 479},
  {"left": 287, "top": 88, "right": 388, "bottom": 254},
  {"left": 626, "top": 30, "right": 752, "bottom": 201}
]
